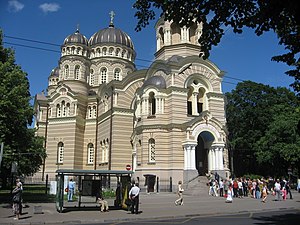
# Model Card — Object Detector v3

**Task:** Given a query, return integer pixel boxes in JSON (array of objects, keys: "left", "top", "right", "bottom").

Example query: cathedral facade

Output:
[{"left": 34, "top": 15, "right": 229, "bottom": 189}]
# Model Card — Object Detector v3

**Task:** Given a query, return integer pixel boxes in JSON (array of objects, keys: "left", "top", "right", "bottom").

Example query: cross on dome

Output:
[{"left": 109, "top": 10, "right": 115, "bottom": 26}]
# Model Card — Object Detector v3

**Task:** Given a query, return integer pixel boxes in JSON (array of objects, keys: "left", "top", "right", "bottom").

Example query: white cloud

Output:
[
  {"left": 39, "top": 3, "right": 60, "bottom": 13},
  {"left": 8, "top": 0, "right": 24, "bottom": 12}
]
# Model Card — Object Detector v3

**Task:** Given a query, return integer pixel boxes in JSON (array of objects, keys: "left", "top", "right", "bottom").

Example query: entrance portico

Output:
[{"left": 183, "top": 123, "right": 227, "bottom": 182}]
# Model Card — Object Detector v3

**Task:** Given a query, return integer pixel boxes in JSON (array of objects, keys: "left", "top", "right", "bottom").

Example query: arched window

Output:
[
  {"left": 88, "top": 106, "right": 92, "bottom": 118},
  {"left": 93, "top": 106, "right": 97, "bottom": 118},
  {"left": 116, "top": 48, "right": 120, "bottom": 56},
  {"left": 114, "top": 68, "right": 121, "bottom": 80},
  {"left": 187, "top": 87, "right": 193, "bottom": 115},
  {"left": 90, "top": 69, "right": 94, "bottom": 85},
  {"left": 101, "top": 140, "right": 109, "bottom": 163},
  {"left": 109, "top": 47, "right": 114, "bottom": 55},
  {"left": 149, "top": 92, "right": 156, "bottom": 116},
  {"left": 66, "top": 103, "right": 70, "bottom": 116},
  {"left": 57, "top": 142, "right": 64, "bottom": 163},
  {"left": 75, "top": 65, "right": 80, "bottom": 80},
  {"left": 61, "top": 101, "right": 66, "bottom": 116},
  {"left": 102, "top": 47, "right": 107, "bottom": 56},
  {"left": 100, "top": 68, "right": 107, "bottom": 84},
  {"left": 64, "top": 65, "right": 69, "bottom": 79},
  {"left": 87, "top": 143, "right": 94, "bottom": 164},
  {"left": 148, "top": 138, "right": 155, "bottom": 163},
  {"left": 56, "top": 104, "right": 61, "bottom": 117}
]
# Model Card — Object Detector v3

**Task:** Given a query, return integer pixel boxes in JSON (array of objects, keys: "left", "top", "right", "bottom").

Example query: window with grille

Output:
[
  {"left": 64, "top": 65, "right": 69, "bottom": 79},
  {"left": 148, "top": 138, "right": 155, "bottom": 162},
  {"left": 101, "top": 68, "right": 107, "bottom": 84},
  {"left": 87, "top": 143, "right": 94, "bottom": 164},
  {"left": 75, "top": 65, "right": 80, "bottom": 80},
  {"left": 56, "top": 104, "right": 61, "bottom": 117},
  {"left": 90, "top": 69, "right": 94, "bottom": 85},
  {"left": 57, "top": 142, "right": 64, "bottom": 163},
  {"left": 114, "top": 68, "right": 120, "bottom": 80}
]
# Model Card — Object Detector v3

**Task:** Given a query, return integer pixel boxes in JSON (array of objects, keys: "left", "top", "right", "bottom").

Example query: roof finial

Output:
[
  {"left": 109, "top": 10, "right": 115, "bottom": 27},
  {"left": 76, "top": 24, "right": 80, "bottom": 33}
]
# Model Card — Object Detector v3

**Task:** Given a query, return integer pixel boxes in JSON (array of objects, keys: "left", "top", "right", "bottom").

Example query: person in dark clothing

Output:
[
  {"left": 285, "top": 182, "right": 293, "bottom": 199},
  {"left": 12, "top": 181, "right": 22, "bottom": 220}
]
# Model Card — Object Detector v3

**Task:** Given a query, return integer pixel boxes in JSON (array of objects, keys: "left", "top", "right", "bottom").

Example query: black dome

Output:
[
  {"left": 89, "top": 24, "right": 134, "bottom": 49},
  {"left": 143, "top": 76, "right": 166, "bottom": 89},
  {"left": 63, "top": 29, "right": 88, "bottom": 46}
]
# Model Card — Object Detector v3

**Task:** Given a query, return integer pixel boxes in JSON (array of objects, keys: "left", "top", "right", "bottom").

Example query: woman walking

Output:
[
  {"left": 175, "top": 181, "right": 184, "bottom": 206},
  {"left": 12, "top": 181, "right": 22, "bottom": 220}
]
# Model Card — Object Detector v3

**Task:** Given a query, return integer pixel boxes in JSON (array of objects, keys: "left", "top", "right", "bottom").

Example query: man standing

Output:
[
  {"left": 129, "top": 182, "right": 140, "bottom": 214},
  {"left": 67, "top": 179, "right": 76, "bottom": 202}
]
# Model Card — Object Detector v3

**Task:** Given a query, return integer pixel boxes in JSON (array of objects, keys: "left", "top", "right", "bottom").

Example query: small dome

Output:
[
  {"left": 143, "top": 76, "right": 166, "bottom": 89},
  {"left": 63, "top": 29, "right": 88, "bottom": 46},
  {"left": 89, "top": 24, "right": 134, "bottom": 49},
  {"left": 49, "top": 67, "right": 59, "bottom": 77}
]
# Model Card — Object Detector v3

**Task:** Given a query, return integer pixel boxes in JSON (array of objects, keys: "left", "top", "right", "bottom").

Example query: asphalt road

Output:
[{"left": 81, "top": 209, "right": 300, "bottom": 225}]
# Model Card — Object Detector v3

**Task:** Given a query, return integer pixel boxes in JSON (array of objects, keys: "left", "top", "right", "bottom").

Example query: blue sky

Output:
[{"left": 0, "top": 0, "right": 295, "bottom": 99}]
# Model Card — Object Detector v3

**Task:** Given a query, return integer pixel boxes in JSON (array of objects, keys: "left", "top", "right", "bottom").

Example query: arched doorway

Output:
[{"left": 195, "top": 131, "right": 214, "bottom": 175}]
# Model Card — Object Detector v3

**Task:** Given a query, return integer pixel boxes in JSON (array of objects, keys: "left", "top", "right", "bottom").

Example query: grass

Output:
[{"left": 0, "top": 184, "right": 55, "bottom": 203}]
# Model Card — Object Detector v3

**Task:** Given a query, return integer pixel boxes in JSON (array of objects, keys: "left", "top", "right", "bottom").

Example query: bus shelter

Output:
[{"left": 55, "top": 169, "right": 133, "bottom": 213}]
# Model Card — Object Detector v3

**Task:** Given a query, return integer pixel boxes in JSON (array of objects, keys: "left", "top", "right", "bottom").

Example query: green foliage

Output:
[
  {"left": 133, "top": 0, "right": 300, "bottom": 94},
  {"left": 102, "top": 188, "right": 116, "bottom": 198},
  {"left": 242, "top": 174, "right": 264, "bottom": 180},
  {"left": 226, "top": 81, "right": 300, "bottom": 176},
  {"left": 0, "top": 30, "right": 46, "bottom": 184}
]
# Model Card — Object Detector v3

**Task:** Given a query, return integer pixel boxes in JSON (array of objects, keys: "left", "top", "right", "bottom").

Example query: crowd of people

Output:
[{"left": 207, "top": 173, "right": 294, "bottom": 203}]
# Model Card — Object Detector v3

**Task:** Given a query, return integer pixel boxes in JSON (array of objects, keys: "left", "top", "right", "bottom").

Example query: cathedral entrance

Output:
[{"left": 195, "top": 131, "right": 214, "bottom": 175}]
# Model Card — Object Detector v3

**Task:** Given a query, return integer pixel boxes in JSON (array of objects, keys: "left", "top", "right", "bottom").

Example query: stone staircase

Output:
[{"left": 184, "top": 175, "right": 210, "bottom": 196}]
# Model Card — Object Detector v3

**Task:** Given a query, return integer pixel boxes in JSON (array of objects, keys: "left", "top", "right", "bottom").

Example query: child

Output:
[
  {"left": 98, "top": 197, "right": 109, "bottom": 212},
  {"left": 262, "top": 183, "right": 268, "bottom": 203},
  {"left": 282, "top": 186, "right": 287, "bottom": 201}
]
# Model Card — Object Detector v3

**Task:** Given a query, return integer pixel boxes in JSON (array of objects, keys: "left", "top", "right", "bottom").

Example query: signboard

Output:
[{"left": 126, "top": 164, "right": 131, "bottom": 171}]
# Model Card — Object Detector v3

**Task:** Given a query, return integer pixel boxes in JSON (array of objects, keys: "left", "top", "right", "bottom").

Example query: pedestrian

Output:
[
  {"left": 67, "top": 179, "right": 76, "bottom": 202},
  {"left": 219, "top": 179, "right": 224, "bottom": 197},
  {"left": 175, "top": 180, "right": 184, "bottom": 205},
  {"left": 274, "top": 179, "right": 281, "bottom": 201},
  {"left": 238, "top": 179, "right": 243, "bottom": 198},
  {"left": 12, "top": 181, "right": 22, "bottom": 220},
  {"left": 285, "top": 181, "right": 293, "bottom": 199},
  {"left": 15, "top": 178, "right": 24, "bottom": 213},
  {"left": 225, "top": 183, "right": 233, "bottom": 203},
  {"left": 262, "top": 183, "right": 268, "bottom": 203},
  {"left": 98, "top": 197, "right": 109, "bottom": 212},
  {"left": 129, "top": 182, "right": 140, "bottom": 214},
  {"left": 282, "top": 186, "right": 287, "bottom": 201},
  {"left": 242, "top": 178, "right": 248, "bottom": 197}
]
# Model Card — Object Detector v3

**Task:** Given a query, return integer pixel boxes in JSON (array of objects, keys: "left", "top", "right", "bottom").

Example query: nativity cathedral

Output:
[{"left": 34, "top": 13, "right": 230, "bottom": 190}]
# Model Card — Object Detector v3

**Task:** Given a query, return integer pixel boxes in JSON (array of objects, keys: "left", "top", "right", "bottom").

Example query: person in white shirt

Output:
[
  {"left": 175, "top": 181, "right": 184, "bottom": 205},
  {"left": 274, "top": 179, "right": 281, "bottom": 201},
  {"left": 129, "top": 182, "right": 140, "bottom": 214}
]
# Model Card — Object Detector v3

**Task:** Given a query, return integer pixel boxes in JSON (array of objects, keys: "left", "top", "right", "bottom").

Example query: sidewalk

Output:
[{"left": 0, "top": 191, "right": 299, "bottom": 225}]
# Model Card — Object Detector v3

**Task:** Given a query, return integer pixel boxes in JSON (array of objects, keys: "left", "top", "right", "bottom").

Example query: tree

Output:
[
  {"left": 226, "top": 81, "right": 300, "bottom": 176},
  {"left": 255, "top": 107, "right": 300, "bottom": 176},
  {"left": 133, "top": 0, "right": 300, "bottom": 93},
  {"left": 0, "top": 30, "right": 46, "bottom": 187}
]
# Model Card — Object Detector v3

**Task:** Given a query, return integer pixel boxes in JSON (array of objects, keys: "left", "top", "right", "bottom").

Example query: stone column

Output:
[
  {"left": 208, "top": 148, "right": 212, "bottom": 172},
  {"left": 190, "top": 145, "right": 196, "bottom": 170},
  {"left": 183, "top": 142, "right": 198, "bottom": 183},
  {"left": 193, "top": 92, "right": 199, "bottom": 115},
  {"left": 218, "top": 146, "right": 224, "bottom": 170},
  {"left": 132, "top": 151, "right": 137, "bottom": 172}
]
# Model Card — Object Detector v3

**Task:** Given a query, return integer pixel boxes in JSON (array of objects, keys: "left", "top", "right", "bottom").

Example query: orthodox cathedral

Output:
[{"left": 34, "top": 13, "right": 229, "bottom": 190}]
